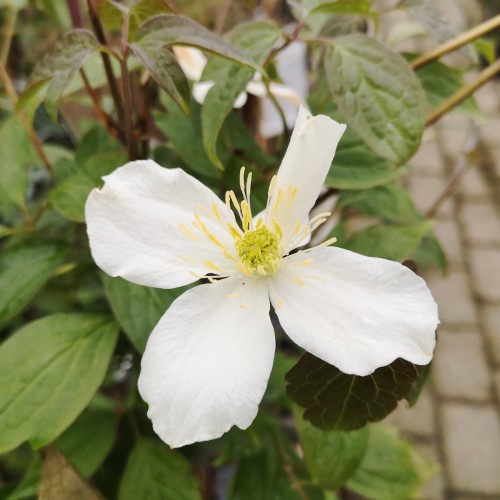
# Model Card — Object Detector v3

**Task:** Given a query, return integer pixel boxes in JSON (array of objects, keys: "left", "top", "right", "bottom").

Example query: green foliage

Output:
[
  {"left": 346, "top": 425, "right": 434, "bottom": 499},
  {"left": 296, "top": 415, "right": 369, "bottom": 489},
  {"left": 18, "top": 30, "right": 101, "bottom": 122},
  {"left": 103, "top": 275, "right": 185, "bottom": 352},
  {"left": 3, "top": 0, "right": 478, "bottom": 495},
  {"left": 0, "top": 314, "right": 118, "bottom": 452},
  {"left": 345, "top": 220, "right": 434, "bottom": 261},
  {"left": 0, "top": 240, "right": 68, "bottom": 327},
  {"left": 327, "top": 127, "right": 403, "bottom": 189},
  {"left": 287, "top": 354, "right": 429, "bottom": 431},
  {"left": 0, "top": 117, "right": 36, "bottom": 210},
  {"left": 119, "top": 439, "right": 200, "bottom": 500},
  {"left": 201, "top": 21, "right": 279, "bottom": 169},
  {"left": 325, "top": 34, "right": 426, "bottom": 165}
]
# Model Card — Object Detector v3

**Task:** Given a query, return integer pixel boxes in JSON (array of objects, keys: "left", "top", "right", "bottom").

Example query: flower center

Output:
[{"left": 236, "top": 226, "right": 281, "bottom": 276}]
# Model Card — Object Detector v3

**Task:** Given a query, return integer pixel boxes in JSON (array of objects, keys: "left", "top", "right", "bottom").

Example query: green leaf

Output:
[
  {"left": 296, "top": 411, "right": 369, "bottom": 489},
  {"left": 340, "top": 182, "right": 418, "bottom": 224},
  {"left": 411, "top": 232, "right": 447, "bottom": 271},
  {"left": 0, "top": 240, "right": 67, "bottom": 327},
  {"left": 0, "top": 314, "right": 118, "bottom": 453},
  {"left": 201, "top": 21, "right": 279, "bottom": 169},
  {"left": 18, "top": 30, "right": 100, "bottom": 122},
  {"left": 7, "top": 455, "right": 42, "bottom": 500},
  {"left": 50, "top": 126, "right": 127, "bottom": 222},
  {"left": 347, "top": 424, "right": 434, "bottom": 499},
  {"left": 129, "top": 0, "right": 175, "bottom": 40},
  {"left": 327, "top": 127, "right": 403, "bottom": 189},
  {"left": 97, "top": 0, "right": 125, "bottom": 33},
  {"left": 307, "top": 0, "right": 372, "bottom": 17},
  {"left": 119, "top": 438, "right": 200, "bottom": 500},
  {"left": 57, "top": 407, "right": 119, "bottom": 477},
  {"left": 286, "top": 354, "right": 427, "bottom": 431},
  {"left": 102, "top": 274, "right": 185, "bottom": 352},
  {"left": 130, "top": 42, "right": 191, "bottom": 115},
  {"left": 155, "top": 95, "right": 219, "bottom": 176},
  {"left": 135, "top": 14, "right": 258, "bottom": 68},
  {"left": 39, "top": 446, "right": 104, "bottom": 499},
  {"left": 345, "top": 220, "right": 433, "bottom": 261},
  {"left": 416, "top": 60, "right": 482, "bottom": 118},
  {"left": 325, "top": 34, "right": 425, "bottom": 165},
  {"left": 0, "top": 116, "right": 36, "bottom": 210}
]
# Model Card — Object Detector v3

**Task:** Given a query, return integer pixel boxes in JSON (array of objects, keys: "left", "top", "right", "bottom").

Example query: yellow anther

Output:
[
  {"left": 319, "top": 237, "right": 338, "bottom": 248},
  {"left": 179, "top": 224, "right": 199, "bottom": 240},
  {"left": 212, "top": 202, "right": 222, "bottom": 222},
  {"left": 294, "top": 276, "right": 305, "bottom": 286},
  {"left": 297, "top": 258, "right": 314, "bottom": 267},
  {"left": 204, "top": 260, "right": 222, "bottom": 272},
  {"left": 226, "top": 291, "right": 241, "bottom": 298},
  {"left": 177, "top": 254, "right": 199, "bottom": 263}
]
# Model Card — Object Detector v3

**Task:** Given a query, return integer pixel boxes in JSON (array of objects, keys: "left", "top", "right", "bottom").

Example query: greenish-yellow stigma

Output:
[{"left": 236, "top": 226, "right": 281, "bottom": 276}]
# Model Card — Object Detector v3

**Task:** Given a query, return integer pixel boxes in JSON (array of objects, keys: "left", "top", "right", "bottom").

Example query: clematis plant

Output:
[{"left": 86, "top": 106, "right": 438, "bottom": 448}]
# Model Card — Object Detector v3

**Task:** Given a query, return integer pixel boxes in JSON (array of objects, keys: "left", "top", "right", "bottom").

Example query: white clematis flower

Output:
[{"left": 85, "top": 107, "right": 438, "bottom": 448}]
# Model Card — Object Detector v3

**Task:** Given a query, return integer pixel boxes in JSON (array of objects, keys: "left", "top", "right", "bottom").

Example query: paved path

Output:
[{"left": 386, "top": 76, "right": 500, "bottom": 499}]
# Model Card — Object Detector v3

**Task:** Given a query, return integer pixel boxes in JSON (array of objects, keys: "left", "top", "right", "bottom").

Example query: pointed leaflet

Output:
[
  {"left": 326, "top": 126, "right": 403, "bottom": 189},
  {"left": 0, "top": 240, "right": 68, "bottom": 327},
  {"left": 286, "top": 353, "right": 428, "bottom": 431},
  {"left": 102, "top": 274, "right": 186, "bottom": 352},
  {"left": 201, "top": 21, "right": 280, "bottom": 169},
  {"left": 296, "top": 411, "right": 369, "bottom": 490},
  {"left": 346, "top": 424, "right": 435, "bottom": 500},
  {"left": 17, "top": 30, "right": 101, "bottom": 122},
  {"left": 130, "top": 42, "right": 191, "bottom": 115},
  {"left": 134, "top": 15, "right": 258, "bottom": 68},
  {"left": 119, "top": 439, "right": 200, "bottom": 500},
  {"left": 0, "top": 116, "right": 36, "bottom": 210},
  {"left": 0, "top": 314, "right": 118, "bottom": 453},
  {"left": 324, "top": 34, "right": 425, "bottom": 165},
  {"left": 345, "top": 220, "right": 433, "bottom": 261}
]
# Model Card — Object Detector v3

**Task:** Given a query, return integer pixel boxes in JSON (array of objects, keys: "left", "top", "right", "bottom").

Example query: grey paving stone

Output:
[
  {"left": 474, "top": 83, "right": 500, "bottom": 118},
  {"left": 409, "top": 176, "right": 455, "bottom": 218},
  {"left": 410, "top": 139, "right": 446, "bottom": 177},
  {"left": 389, "top": 386, "right": 436, "bottom": 438},
  {"left": 458, "top": 168, "right": 491, "bottom": 200},
  {"left": 480, "top": 117, "right": 500, "bottom": 147},
  {"left": 414, "top": 442, "right": 444, "bottom": 500},
  {"left": 468, "top": 248, "right": 500, "bottom": 302},
  {"left": 433, "top": 329, "right": 491, "bottom": 401},
  {"left": 434, "top": 219, "right": 464, "bottom": 265},
  {"left": 437, "top": 127, "right": 471, "bottom": 159},
  {"left": 493, "top": 369, "right": 500, "bottom": 402},
  {"left": 481, "top": 304, "right": 500, "bottom": 365},
  {"left": 441, "top": 404, "right": 500, "bottom": 494},
  {"left": 425, "top": 270, "right": 477, "bottom": 325},
  {"left": 459, "top": 202, "right": 500, "bottom": 245}
]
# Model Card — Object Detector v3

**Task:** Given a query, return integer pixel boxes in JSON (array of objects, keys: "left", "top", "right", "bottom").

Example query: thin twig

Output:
[
  {"left": 426, "top": 58, "right": 500, "bottom": 127},
  {"left": 0, "top": 63, "right": 53, "bottom": 173},
  {"left": 272, "top": 429, "right": 310, "bottom": 500},
  {"left": 66, "top": 0, "right": 85, "bottom": 28},
  {"left": 80, "top": 68, "right": 123, "bottom": 141},
  {"left": 120, "top": 15, "right": 136, "bottom": 160},
  {"left": 86, "top": 0, "right": 125, "bottom": 125},
  {"left": 214, "top": 0, "right": 232, "bottom": 34},
  {"left": 411, "top": 14, "right": 500, "bottom": 70}
]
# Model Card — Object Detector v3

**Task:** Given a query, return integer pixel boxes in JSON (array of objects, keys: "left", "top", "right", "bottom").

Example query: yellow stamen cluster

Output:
[{"left": 236, "top": 225, "right": 281, "bottom": 276}]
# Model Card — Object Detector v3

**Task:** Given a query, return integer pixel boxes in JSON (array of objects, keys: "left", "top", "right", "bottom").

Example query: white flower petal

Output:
[
  {"left": 172, "top": 46, "right": 207, "bottom": 81},
  {"left": 266, "top": 107, "right": 346, "bottom": 251},
  {"left": 269, "top": 246, "right": 438, "bottom": 376},
  {"left": 86, "top": 160, "right": 238, "bottom": 289},
  {"left": 138, "top": 277, "right": 275, "bottom": 448},
  {"left": 192, "top": 81, "right": 214, "bottom": 104}
]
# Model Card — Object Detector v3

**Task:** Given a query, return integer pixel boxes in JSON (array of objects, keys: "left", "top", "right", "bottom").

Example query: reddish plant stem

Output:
[{"left": 86, "top": 0, "right": 125, "bottom": 125}]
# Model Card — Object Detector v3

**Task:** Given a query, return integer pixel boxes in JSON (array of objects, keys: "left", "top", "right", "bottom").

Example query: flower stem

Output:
[
  {"left": 411, "top": 14, "right": 500, "bottom": 70},
  {"left": 86, "top": 0, "right": 125, "bottom": 126},
  {"left": 426, "top": 58, "right": 500, "bottom": 127}
]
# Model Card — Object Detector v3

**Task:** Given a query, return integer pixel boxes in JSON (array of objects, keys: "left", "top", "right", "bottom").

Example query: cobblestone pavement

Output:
[{"left": 385, "top": 77, "right": 500, "bottom": 499}]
